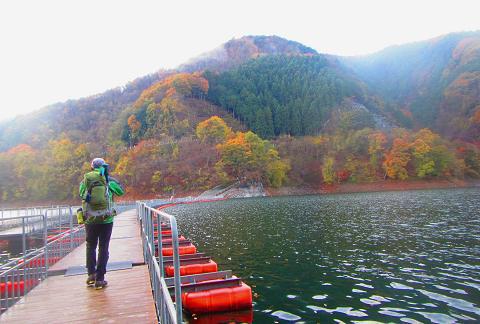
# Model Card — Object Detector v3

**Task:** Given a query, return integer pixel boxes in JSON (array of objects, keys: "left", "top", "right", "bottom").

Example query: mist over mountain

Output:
[
  {"left": 342, "top": 30, "right": 480, "bottom": 140},
  {"left": 1, "top": 33, "right": 480, "bottom": 204}
]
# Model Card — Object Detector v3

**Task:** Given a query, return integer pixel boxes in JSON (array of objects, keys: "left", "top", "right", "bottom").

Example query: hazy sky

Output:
[{"left": 1, "top": 0, "right": 479, "bottom": 121}]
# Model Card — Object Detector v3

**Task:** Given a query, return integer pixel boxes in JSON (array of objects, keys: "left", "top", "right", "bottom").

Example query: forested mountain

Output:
[
  {"left": 1, "top": 33, "right": 480, "bottom": 205},
  {"left": 179, "top": 35, "right": 318, "bottom": 72},
  {"left": 205, "top": 55, "right": 374, "bottom": 138},
  {"left": 342, "top": 31, "right": 480, "bottom": 141}
]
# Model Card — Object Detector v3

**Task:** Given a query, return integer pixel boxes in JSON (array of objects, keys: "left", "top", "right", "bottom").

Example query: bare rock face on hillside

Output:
[
  {"left": 179, "top": 35, "right": 318, "bottom": 72},
  {"left": 197, "top": 182, "right": 267, "bottom": 199}
]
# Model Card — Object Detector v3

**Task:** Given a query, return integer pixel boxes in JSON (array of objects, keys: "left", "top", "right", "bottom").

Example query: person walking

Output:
[{"left": 79, "top": 158, "right": 124, "bottom": 289}]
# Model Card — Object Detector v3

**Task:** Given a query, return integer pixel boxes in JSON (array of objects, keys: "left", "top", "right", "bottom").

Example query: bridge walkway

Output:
[{"left": 0, "top": 209, "right": 157, "bottom": 323}]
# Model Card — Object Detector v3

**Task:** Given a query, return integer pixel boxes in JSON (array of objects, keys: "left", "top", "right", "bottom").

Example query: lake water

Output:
[{"left": 168, "top": 188, "right": 480, "bottom": 323}]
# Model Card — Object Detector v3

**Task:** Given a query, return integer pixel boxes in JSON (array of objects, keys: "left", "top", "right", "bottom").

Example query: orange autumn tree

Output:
[
  {"left": 127, "top": 73, "right": 209, "bottom": 143},
  {"left": 383, "top": 135, "right": 411, "bottom": 180},
  {"left": 127, "top": 115, "right": 142, "bottom": 146},
  {"left": 115, "top": 140, "right": 164, "bottom": 191},
  {"left": 411, "top": 128, "right": 437, "bottom": 178},
  {"left": 216, "top": 131, "right": 289, "bottom": 187},
  {"left": 196, "top": 116, "right": 232, "bottom": 144},
  {"left": 134, "top": 73, "right": 209, "bottom": 109}
]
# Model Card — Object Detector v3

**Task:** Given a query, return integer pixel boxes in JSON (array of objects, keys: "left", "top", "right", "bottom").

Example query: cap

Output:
[{"left": 91, "top": 158, "right": 106, "bottom": 169}]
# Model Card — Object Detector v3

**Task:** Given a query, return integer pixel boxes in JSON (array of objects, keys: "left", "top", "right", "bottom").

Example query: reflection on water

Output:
[{"left": 169, "top": 188, "right": 480, "bottom": 323}]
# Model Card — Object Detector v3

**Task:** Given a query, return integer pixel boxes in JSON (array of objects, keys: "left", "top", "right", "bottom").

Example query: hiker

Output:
[{"left": 79, "top": 158, "right": 124, "bottom": 289}]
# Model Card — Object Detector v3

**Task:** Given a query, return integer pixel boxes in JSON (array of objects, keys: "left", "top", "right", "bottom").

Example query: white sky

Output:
[{"left": 0, "top": 0, "right": 479, "bottom": 121}]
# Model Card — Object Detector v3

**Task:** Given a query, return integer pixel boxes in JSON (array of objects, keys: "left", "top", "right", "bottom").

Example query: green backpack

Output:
[{"left": 84, "top": 171, "right": 109, "bottom": 213}]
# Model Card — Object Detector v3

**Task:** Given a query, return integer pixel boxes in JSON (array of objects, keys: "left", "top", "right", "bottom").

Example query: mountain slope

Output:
[
  {"left": 342, "top": 31, "right": 480, "bottom": 140},
  {"left": 0, "top": 71, "right": 171, "bottom": 151},
  {"left": 204, "top": 54, "right": 380, "bottom": 138}
]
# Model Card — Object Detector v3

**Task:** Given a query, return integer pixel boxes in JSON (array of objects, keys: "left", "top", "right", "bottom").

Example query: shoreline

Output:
[
  {"left": 267, "top": 179, "right": 480, "bottom": 197},
  {"left": 1, "top": 179, "right": 479, "bottom": 208}
]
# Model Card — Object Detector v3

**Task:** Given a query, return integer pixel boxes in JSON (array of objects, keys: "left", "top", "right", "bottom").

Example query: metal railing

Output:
[
  {"left": 0, "top": 205, "right": 70, "bottom": 220},
  {"left": 0, "top": 207, "right": 85, "bottom": 314},
  {"left": 0, "top": 206, "right": 73, "bottom": 233},
  {"left": 137, "top": 202, "right": 183, "bottom": 324}
]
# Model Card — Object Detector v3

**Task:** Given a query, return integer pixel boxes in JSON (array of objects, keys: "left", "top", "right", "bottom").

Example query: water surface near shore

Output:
[{"left": 169, "top": 188, "right": 480, "bottom": 323}]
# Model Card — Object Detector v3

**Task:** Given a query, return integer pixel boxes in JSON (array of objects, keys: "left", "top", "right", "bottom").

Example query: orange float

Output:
[
  {"left": 153, "top": 230, "right": 173, "bottom": 236},
  {"left": 18, "top": 256, "right": 61, "bottom": 267},
  {"left": 182, "top": 282, "right": 252, "bottom": 314},
  {"left": 154, "top": 237, "right": 188, "bottom": 246},
  {"left": 161, "top": 235, "right": 185, "bottom": 243},
  {"left": 165, "top": 260, "right": 218, "bottom": 277},
  {"left": 161, "top": 244, "right": 197, "bottom": 256},
  {"left": 0, "top": 279, "right": 38, "bottom": 297},
  {"left": 192, "top": 309, "right": 253, "bottom": 323}
]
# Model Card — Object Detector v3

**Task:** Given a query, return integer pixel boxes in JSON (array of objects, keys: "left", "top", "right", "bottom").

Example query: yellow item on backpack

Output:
[{"left": 76, "top": 208, "right": 85, "bottom": 225}]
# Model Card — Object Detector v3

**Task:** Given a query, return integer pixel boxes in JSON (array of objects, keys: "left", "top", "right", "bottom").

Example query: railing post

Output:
[
  {"left": 57, "top": 206, "right": 61, "bottom": 233},
  {"left": 157, "top": 213, "right": 164, "bottom": 278},
  {"left": 59, "top": 208, "right": 63, "bottom": 258},
  {"left": 149, "top": 209, "right": 154, "bottom": 262},
  {"left": 170, "top": 216, "right": 183, "bottom": 323},
  {"left": 44, "top": 212, "right": 49, "bottom": 275},
  {"left": 22, "top": 217, "right": 27, "bottom": 294},
  {"left": 69, "top": 207, "right": 74, "bottom": 251}
]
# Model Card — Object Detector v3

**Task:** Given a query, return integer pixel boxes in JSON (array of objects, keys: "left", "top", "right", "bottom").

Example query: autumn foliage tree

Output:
[
  {"left": 196, "top": 116, "right": 232, "bottom": 144},
  {"left": 216, "top": 131, "right": 289, "bottom": 187},
  {"left": 47, "top": 138, "right": 89, "bottom": 199},
  {"left": 322, "top": 156, "right": 336, "bottom": 184},
  {"left": 383, "top": 137, "right": 411, "bottom": 180},
  {"left": 134, "top": 73, "right": 209, "bottom": 109},
  {"left": 0, "top": 138, "right": 89, "bottom": 203},
  {"left": 411, "top": 129, "right": 437, "bottom": 178},
  {"left": 127, "top": 115, "right": 142, "bottom": 146}
]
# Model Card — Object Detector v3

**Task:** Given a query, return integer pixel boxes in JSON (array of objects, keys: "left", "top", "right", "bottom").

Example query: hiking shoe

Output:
[
  {"left": 86, "top": 274, "right": 96, "bottom": 286},
  {"left": 95, "top": 280, "right": 108, "bottom": 290}
]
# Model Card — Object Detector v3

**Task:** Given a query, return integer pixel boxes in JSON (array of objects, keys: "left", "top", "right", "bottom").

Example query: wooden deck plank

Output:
[
  {"left": 1, "top": 209, "right": 157, "bottom": 323},
  {"left": 49, "top": 210, "right": 144, "bottom": 271}
]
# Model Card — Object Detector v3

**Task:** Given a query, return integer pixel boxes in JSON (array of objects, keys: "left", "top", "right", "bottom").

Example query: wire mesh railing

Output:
[
  {"left": 0, "top": 207, "right": 85, "bottom": 314},
  {"left": 137, "top": 202, "right": 183, "bottom": 324}
]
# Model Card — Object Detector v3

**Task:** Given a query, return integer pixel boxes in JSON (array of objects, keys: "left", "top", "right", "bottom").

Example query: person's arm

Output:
[
  {"left": 109, "top": 179, "right": 125, "bottom": 196},
  {"left": 79, "top": 179, "right": 87, "bottom": 199}
]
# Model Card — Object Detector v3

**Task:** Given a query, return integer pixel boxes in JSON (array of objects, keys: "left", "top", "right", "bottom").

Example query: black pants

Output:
[{"left": 85, "top": 222, "right": 113, "bottom": 281}]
